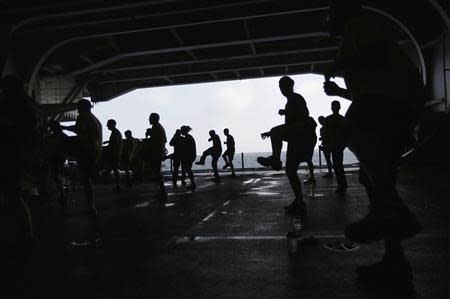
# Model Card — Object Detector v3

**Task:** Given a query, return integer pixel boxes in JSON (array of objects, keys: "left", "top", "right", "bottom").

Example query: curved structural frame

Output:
[{"left": 10, "top": 1, "right": 446, "bottom": 96}]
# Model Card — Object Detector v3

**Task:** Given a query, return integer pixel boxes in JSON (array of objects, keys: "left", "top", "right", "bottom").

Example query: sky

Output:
[{"left": 92, "top": 74, "right": 349, "bottom": 153}]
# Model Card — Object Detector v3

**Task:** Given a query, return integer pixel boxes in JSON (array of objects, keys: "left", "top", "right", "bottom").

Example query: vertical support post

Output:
[{"left": 241, "top": 153, "right": 245, "bottom": 171}]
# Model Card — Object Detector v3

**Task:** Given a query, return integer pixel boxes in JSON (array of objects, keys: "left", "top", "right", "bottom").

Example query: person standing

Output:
[
  {"left": 180, "top": 125, "right": 197, "bottom": 190},
  {"left": 103, "top": 119, "right": 123, "bottom": 192},
  {"left": 323, "top": 101, "right": 348, "bottom": 195},
  {"left": 62, "top": 99, "right": 103, "bottom": 216},
  {"left": 318, "top": 115, "right": 334, "bottom": 178},
  {"left": 122, "top": 130, "right": 140, "bottom": 188},
  {"left": 148, "top": 113, "right": 167, "bottom": 199},
  {"left": 222, "top": 128, "right": 236, "bottom": 177},
  {"left": 168, "top": 129, "right": 184, "bottom": 187}
]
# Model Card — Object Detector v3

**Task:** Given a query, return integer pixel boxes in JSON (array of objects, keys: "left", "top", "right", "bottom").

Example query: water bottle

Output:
[{"left": 287, "top": 217, "right": 303, "bottom": 254}]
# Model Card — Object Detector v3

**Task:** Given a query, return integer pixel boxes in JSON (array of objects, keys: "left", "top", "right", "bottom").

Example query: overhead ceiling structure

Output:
[{"left": 0, "top": 0, "right": 448, "bottom": 113}]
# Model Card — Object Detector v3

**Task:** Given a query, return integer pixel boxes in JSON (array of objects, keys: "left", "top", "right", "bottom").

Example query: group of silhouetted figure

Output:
[{"left": 1, "top": 0, "right": 426, "bottom": 295}]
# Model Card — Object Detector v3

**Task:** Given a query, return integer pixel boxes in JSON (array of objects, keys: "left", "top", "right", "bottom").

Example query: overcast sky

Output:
[{"left": 92, "top": 74, "right": 349, "bottom": 153}]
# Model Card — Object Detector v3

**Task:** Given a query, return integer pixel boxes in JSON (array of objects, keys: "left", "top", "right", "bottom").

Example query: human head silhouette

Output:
[
  {"left": 149, "top": 113, "right": 160, "bottom": 125},
  {"left": 331, "top": 100, "right": 341, "bottom": 114},
  {"left": 125, "top": 130, "right": 132, "bottom": 138},
  {"left": 107, "top": 119, "right": 116, "bottom": 130},
  {"left": 77, "top": 99, "right": 92, "bottom": 115},
  {"left": 181, "top": 125, "right": 192, "bottom": 135},
  {"left": 327, "top": 0, "right": 362, "bottom": 35},
  {"left": 224, "top": 128, "right": 229, "bottom": 135},
  {"left": 279, "top": 76, "right": 294, "bottom": 97},
  {"left": 175, "top": 129, "right": 181, "bottom": 136},
  {"left": 318, "top": 116, "right": 325, "bottom": 125},
  {"left": 209, "top": 130, "right": 216, "bottom": 137}
]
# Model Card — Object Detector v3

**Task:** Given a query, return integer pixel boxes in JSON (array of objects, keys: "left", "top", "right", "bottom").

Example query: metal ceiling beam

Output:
[
  {"left": 70, "top": 32, "right": 329, "bottom": 76},
  {"left": 97, "top": 59, "right": 333, "bottom": 84},
  {"left": 92, "top": 46, "right": 339, "bottom": 74}
]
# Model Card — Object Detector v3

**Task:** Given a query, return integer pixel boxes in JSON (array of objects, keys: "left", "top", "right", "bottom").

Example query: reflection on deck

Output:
[{"left": 20, "top": 166, "right": 449, "bottom": 299}]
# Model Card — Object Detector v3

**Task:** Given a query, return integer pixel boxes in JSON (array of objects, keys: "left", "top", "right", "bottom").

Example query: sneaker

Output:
[
  {"left": 195, "top": 160, "right": 205, "bottom": 165},
  {"left": 222, "top": 163, "right": 230, "bottom": 170},
  {"left": 303, "top": 177, "right": 316, "bottom": 186},
  {"left": 181, "top": 181, "right": 187, "bottom": 186},
  {"left": 345, "top": 205, "right": 422, "bottom": 243},
  {"left": 211, "top": 177, "right": 221, "bottom": 183},
  {"left": 257, "top": 156, "right": 282, "bottom": 171},
  {"left": 285, "top": 201, "right": 307, "bottom": 220},
  {"left": 187, "top": 183, "right": 196, "bottom": 191},
  {"left": 228, "top": 173, "right": 237, "bottom": 178}
]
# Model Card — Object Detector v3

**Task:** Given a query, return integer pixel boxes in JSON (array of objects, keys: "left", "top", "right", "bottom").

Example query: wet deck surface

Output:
[{"left": 11, "top": 166, "right": 450, "bottom": 298}]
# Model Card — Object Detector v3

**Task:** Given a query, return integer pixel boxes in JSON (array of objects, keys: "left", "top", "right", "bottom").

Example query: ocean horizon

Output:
[{"left": 162, "top": 149, "right": 358, "bottom": 171}]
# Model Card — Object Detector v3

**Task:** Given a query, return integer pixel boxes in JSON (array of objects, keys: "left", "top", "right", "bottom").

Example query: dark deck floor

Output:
[{"left": 8, "top": 165, "right": 450, "bottom": 299}]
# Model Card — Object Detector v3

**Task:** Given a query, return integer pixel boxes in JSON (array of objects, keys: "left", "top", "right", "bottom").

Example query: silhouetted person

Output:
[
  {"left": 180, "top": 125, "right": 197, "bottom": 190},
  {"left": 196, "top": 130, "right": 222, "bottom": 182},
  {"left": 302, "top": 117, "right": 318, "bottom": 187},
  {"left": 122, "top": 130, "right": 140, "bottom": 188},
  {"left": 318, "top": 116, "right": 333, "bottom": 177},
  {"left": 47, "top": 121, "right": 69, "bottom": 205},
  {"left": 324, "top": 0, "right": 424, "bottom": 291},
  {"left": 148, "top": 113, "right": 167, "bottom": 199},
  {"left": 222, "top": 128, "right": 236, "bottom": 177},
  {"left": 0, "top": 75, "right": 37, "bottom": 266},
  {"left": 62, "top": 99, "right": 102, "bottom": 216},
  {"left": 257, "top": 76, "right": 316, "bottom": 218},
  {"left": 168, "top": 129, "right": 184, "bottom": 187},
  {"left": 103, "top": 119, "right": 123, "bottom": 192},
  {"left": 323, "top": 101, "right": 348, "bottom": 195}
]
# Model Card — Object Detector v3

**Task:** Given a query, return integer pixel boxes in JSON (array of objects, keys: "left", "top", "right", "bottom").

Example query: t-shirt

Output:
[
  {"left": 180, "top": 134, "right": 196, "bottom": 162},
  {"left": 108, "top": 128, "right": 123, "bottom": 159},
  {"left": 285, "top": 92, "right": 309, "bottom": 125},
  {"left": 150, "top": 123, "right": 167, "bottom": 157},
  {"left": 225, "top": 135, "right": 235, "bottom": 151},
  {"left": 74, "top": 112, "right": 103, "bottom": 157},
  {"left": 336, "top": 14, "right": 426, "bottom": 108},
  {"left": 324, "top": 114, "right": 345, "bottom": 150},
  {"left": 211, "top": 134, "right": 222, "bottom": 154}
]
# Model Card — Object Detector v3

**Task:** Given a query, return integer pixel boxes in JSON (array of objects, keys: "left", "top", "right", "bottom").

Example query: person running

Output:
[
  {"left": 323, "top": 101, "right": 348, "bottom": 195},
  {"left": 318, "top": 116, "right": 334, "bottom": 178},
  {"left": 62, "top": 99, "right": 103, "bottom": 216},
  {"left": 257, "top": 76, "right": 316, "bottom": 218},
  {"left": 148, "top": 113, "right": 167, "bottom": 199},
  {"left": 222, "top": 128, "right": 236, "bottom": 177},
  {"left": 180, "top": 125, "right": 197, "bottom": 190},
  {"left": 122, "top": 130, "right": 140, "bottom": 188},
  {"left": 195, "top": 130, "right": 222, "bottom": 182},
  {"left": 103, "top": 119, "right": 123, "bottom": 192},
  {"left": 323, "top": 0, "right": 424, "bottom": 290},
  {"left": 168, "top": 129, "right": 184, "bottom": 187}
]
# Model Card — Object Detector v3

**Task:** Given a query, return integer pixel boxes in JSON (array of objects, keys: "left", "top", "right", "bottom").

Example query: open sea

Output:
[{"left": 162, "top": 148, "right": 358, "bottom": 171}]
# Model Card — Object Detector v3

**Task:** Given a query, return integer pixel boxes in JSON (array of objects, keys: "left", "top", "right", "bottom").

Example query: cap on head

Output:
[
  {"left": 181, "top": 125, "right": 192, "bottom": 134},
  {"left": 125, "top": 130, "right": 132, "bottom": 137}
]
